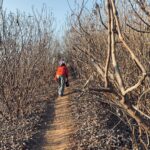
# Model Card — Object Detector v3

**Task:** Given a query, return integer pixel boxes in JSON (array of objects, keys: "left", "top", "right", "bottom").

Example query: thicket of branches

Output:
[
  {"left": 65, "top": 0, "right": 150, "bottom": 149},
  {"left": 0, "top": 6, "right": 60, "bottom": 149}
]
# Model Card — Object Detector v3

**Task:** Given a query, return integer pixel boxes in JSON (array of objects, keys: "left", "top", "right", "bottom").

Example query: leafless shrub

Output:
[{"left": 0, "top": 6, "right": 60, "bottom": 149}]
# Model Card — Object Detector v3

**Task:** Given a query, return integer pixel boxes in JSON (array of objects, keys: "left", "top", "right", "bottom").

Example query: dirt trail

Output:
[{"left": 42, "top": 87, "right": 75, "bottom": 150}]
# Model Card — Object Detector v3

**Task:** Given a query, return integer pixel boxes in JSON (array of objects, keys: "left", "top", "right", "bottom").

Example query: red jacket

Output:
[{"left": 55, "top": 65, "right": 68, "bottom": 80}]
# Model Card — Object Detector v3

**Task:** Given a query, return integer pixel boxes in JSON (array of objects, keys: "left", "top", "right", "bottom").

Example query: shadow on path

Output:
[
  {"left": 28, "top": 95, "right": 56, "bottom": 150},
  {"left": 63, "top": 88, "right": 81, "bottom": 96},
  {"left": 29, "top": 82, "right": 76, "bottom": 150}
]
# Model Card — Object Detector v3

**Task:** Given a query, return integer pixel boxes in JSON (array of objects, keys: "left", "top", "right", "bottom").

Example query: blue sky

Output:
[
  {"left": 3, "top": 0, "right": 71, "bottom": 30},
  {"left": 3, "top": 0, "right": 95, "bottom": 33}
]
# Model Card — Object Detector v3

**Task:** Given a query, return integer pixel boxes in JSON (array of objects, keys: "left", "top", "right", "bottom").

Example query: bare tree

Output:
[{"left": 65, "top": 0, "right": 150, "bottom": 149}]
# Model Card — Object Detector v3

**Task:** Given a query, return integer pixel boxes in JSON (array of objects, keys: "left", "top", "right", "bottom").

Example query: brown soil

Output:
[{"left": 41, "top": 86, "right": 76, "bottom": 150}]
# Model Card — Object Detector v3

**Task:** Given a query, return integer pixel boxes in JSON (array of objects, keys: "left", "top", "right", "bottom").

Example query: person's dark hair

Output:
[{"left": 61, "top": 63, "right": 66, "bottom": 66}]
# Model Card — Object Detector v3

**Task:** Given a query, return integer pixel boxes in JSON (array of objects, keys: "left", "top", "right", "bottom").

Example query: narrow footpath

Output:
[{"left": 42, "top": 86, "right": 75, "bottom": 150}]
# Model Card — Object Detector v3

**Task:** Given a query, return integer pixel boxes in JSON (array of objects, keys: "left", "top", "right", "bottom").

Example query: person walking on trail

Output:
[{"left": 54, "top": 60, "right": 69, "bottom": 96}]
